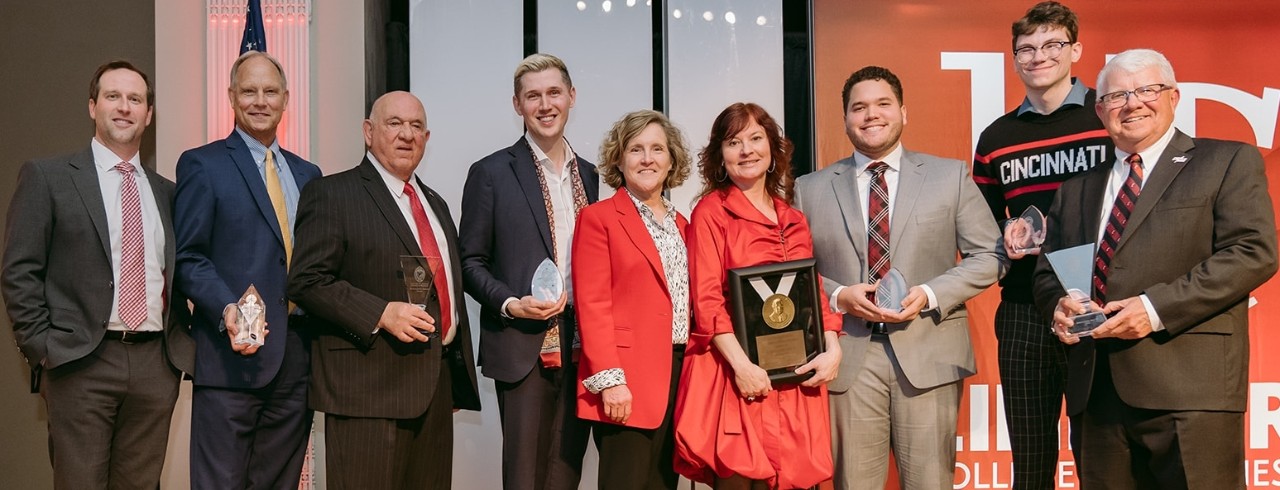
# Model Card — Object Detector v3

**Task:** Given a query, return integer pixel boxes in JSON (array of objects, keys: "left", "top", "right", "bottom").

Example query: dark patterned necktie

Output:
[
  {"left": 867, "top": 161, "right": 891, "bottom": 287},
  {"left": 1093, "top": 153, "right": 1144, "bottom": 303}
]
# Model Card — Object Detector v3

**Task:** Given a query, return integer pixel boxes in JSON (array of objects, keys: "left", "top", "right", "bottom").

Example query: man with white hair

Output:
[{"left": 1034, "top": 48, "right": 1277, "bottom": 488}]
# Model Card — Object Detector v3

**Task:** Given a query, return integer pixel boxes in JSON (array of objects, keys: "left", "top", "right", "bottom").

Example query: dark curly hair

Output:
[{"left": 696, "top": 102, "right": 795, "bottom": 203}]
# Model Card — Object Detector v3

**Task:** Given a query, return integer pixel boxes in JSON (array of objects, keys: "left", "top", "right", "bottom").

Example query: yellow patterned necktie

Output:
[{"left": 264, "top": 150, "right": 296, "bottom": 312}]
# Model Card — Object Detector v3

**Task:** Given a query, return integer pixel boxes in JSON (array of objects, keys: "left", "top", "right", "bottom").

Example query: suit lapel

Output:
[
  {"left": 613, "top": 191, "right": 668, "bottom": 292},
  {"left": 358, "top": 159, "right": 421, "bottom": 257},
  {"left": 829, "top": 159, "right": 868, "bottom": 267},
  {"left": 68, "top": 148, "right": 112, "bottom": 261},
  {"left": 578, "top": 157, "right": 600, "bottom": 203},
  {"left": 510, "top": 138, "right": 556, "bottom": 257},
  {"left": 1116, "top": 131, "right": 1194, "bottom": 252},
  {"left": 889, "top": 151, "right": 924, "bottom": 258},
  {"left": 227, "top": 131, "right": 287, "bottom": 250},
  {"left": 283, "top": 149, "right": 315, "bottom": 188},
  {"left": 143, "top": 168, "right": 175, "bottom": 267},
  {"left": 1077, "top": 165, "right": 1109, "bottom": 243}
]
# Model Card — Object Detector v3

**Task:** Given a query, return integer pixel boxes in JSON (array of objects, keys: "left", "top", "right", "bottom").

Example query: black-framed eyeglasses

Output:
[
  {"left": 1013, "top": 40, "right": 1073, "bottom": 63},
  {"left": 1097, "top": 84, "right": 1174, "bottom": 109}
]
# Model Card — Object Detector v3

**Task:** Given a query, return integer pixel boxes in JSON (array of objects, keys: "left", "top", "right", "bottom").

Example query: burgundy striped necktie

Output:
[
  {"left": 115, "top": 162, "right": 147, "bottom": 330},
  {"left": 1092, "top": 153, "right": 1144, "bottom": 303},
  {"left": 867, "top": 162, "right": 891, "bottom": 288}
]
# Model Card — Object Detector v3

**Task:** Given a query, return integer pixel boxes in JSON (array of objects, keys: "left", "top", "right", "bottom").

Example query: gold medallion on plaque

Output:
[{"left": 762, "top": 294, "right": 795, "bottom": 329}]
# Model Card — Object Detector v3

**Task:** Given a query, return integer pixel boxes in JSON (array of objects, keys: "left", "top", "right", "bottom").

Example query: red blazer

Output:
[{"left": 572, "top": 190, "right": 689, "bottom": 429}]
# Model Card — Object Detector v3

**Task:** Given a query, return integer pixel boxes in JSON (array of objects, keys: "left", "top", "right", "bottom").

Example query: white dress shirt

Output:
[
  {"left": 1094, "top": 125, "right": 1177, "bottom": 331},
  {"left": 369, "top": 152, "right": 458, "bottom": 345},
  {"left": 91, "top": 138, "right": 165, "bottom": 332}
]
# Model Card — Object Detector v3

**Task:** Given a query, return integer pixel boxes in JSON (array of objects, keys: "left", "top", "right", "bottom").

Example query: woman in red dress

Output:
[{"left": 673, "top": 102, "right": 843, "bottom": 489}]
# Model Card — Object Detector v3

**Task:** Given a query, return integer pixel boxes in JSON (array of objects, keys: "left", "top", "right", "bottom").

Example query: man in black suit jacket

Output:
[
  {"left": 174, "top": 51, "right": 322, "bottom": 490},
  {"left": 1034, "top": 49, "right": 1278, "bottom": 488},
  {"left": 459, "top": 53, "right": 598, "bottom": 490},
  {"left": 289, "top": 91, "right": 480, "bottom": 489},
  {"left": 2, "top": 61, "right": 194, "bottom": 489}
]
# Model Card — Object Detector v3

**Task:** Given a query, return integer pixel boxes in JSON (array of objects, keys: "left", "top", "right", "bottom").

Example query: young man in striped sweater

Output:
[{"left": 971, "top": 2, "right": 1113, "bottom": 488}]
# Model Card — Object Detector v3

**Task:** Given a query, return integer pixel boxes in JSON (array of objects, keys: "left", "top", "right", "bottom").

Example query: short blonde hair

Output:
[
  {"left": 513, "top": 53, "right": 572, "bottom": 96},
  {"left": 597, "top": 110, "right": 692, "bottom": 191}
]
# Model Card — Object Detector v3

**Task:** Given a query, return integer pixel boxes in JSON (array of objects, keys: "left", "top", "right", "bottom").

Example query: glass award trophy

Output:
[
  {"left": 1007, "top": 205, "right": 1047, "bottom": 255},
  {"left": 1044, "top": 244, "right": 1106, "bottom": 336},
  {"left": 875, "top": 268, "right": 909, "bottom": 312},
  {"left": 234, "top": 284, "right": 266, "bottom": 346},
  {"left": 531, "top": 258, "right": 564, "bottom": 302},
  {"left": 399, "top": 255, "right": 440, "bottom": 339}
]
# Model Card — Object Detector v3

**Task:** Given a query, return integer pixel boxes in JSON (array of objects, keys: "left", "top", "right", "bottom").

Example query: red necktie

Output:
[
  {"left": 403, "top": 182, "right": 451, "bottom": 338},
  {"left": 115, "top": 162, "right": 147, "bottom": 330},
  {"left": 867, "top": 161, "right": 892, "bottom": 289},
  {"left": 1093, "top": 154, "right": 1144, "bottom": 303}
]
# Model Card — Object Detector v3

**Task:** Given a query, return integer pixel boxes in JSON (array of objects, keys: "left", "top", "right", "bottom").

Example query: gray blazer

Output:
[
  {"left": 795, "top": 149, "right": 1006, "bottom": 392},
  {"left": 2, "top": 147, "right": 194, "bottom": 375}
]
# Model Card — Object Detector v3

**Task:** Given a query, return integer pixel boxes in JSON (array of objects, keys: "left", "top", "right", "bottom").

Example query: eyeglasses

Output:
[
  {"left": 1097, "top": 84, "right": 1173, "bottom": 109},
  {"left": 1013, "top": 40, "right": 1073, "bottom": 63}
]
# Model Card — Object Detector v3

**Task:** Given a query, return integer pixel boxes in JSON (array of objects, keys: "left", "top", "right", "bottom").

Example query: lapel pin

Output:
[{"left": 1172, "top": 156, "right": 1188, "bottom": 163}]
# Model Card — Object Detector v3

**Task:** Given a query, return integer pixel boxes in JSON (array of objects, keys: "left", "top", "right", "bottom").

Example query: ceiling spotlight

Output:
[
  {"left": 672, "top": 8, "right": 682, "bottom": 19},
  {"left": 702, "top": 11, "right": 713, "bottom": 21},
  {"left": 602, "top": 0, "right": 612, "bottom": 12},
  {"left": 576, "top": 1, "right": 586, "bottom": 11},
  {"left": 724, "top": 11, "right": 736, "bottom": 24},
  {"left": 756, "top": 15, "right": 767, "bottom": 26},
  {"left": 626, "top": 0, "right": 636, "bottom": 6}
]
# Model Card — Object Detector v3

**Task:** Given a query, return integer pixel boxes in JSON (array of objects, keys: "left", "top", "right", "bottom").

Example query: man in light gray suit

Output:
[{"left": 795, "top": 65, "right": 1006, "bottom": 490}]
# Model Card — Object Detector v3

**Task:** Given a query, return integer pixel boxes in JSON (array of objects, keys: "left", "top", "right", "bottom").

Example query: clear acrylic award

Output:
[
  {"left": 531, "top": 258, "right": 563, "bottom": 302},
  {"left": 875, "top": 268, "right": 909, "bottom": 312},
  {"left": 1007, "top": 205, "right": 1047, "bottom": 255},
  {"left": 399, "top": 255, "right": 441, "bottom": 339},
  {"left": 1044, "top": 244, "right": 1106, "bottom": 336},
  {"left": 234, "top": 284, "right": 266, "bottom": 346}
]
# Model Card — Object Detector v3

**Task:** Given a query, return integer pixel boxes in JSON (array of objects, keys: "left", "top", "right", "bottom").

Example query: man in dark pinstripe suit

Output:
[{"left": 288, "top": 91, "right": 480, "bottom": 489}]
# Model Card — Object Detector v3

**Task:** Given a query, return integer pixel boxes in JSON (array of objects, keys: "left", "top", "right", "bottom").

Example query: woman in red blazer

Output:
[{"left": 573, "top": 110, "right": 693, "bottom": 489}]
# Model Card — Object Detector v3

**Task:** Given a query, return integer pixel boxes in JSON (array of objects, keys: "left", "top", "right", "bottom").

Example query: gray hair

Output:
[
  {"left": 1097, "top": 49, "right": 1177, "bottom": 95},
  {"left": 230, "top": 50, "right": 288, "bottom": 91}
]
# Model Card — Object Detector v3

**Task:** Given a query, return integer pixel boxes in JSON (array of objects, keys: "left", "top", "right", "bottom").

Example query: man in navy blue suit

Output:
[
  {"left": 174, "top": 51, "right": 322, "bottom": 490},
  {"left": 460, "top": 53, "right": 599, "bottom": 490}
]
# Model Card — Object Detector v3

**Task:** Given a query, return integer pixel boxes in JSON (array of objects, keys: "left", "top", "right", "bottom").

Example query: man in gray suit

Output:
[
  {"left": 795, "top": 65, "right": 1006, "bottom": 490},
  {"left": 2, "top": 61, "right": 194, "bottom": 489},
  {"left": 1034, "top": 49, "right": 1277, "bottom": 488}
]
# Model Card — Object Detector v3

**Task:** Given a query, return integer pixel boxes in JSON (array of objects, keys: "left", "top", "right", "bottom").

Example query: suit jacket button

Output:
[
  {"left": 279, "top": 258, "right": 286, "bottom": 265},
  {"left": 279, "top": 298, "right": 286, "bottom": 306},
  {"left": 107, "top": 281, "right": 114, "bottom": 288}
]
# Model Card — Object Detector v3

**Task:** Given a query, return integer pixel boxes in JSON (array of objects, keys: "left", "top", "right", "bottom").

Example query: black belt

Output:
[
  {"left": 868, "top": 322, "right": 889, "bottom": 335},
  {"left": 104, "top": 330, "right": 163, "bottom": 344}
]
